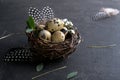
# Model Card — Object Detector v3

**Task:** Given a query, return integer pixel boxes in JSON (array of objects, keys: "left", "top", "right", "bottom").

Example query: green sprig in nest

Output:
[{"left": 26, "top": 6, "right": 81, "bottom": 62}]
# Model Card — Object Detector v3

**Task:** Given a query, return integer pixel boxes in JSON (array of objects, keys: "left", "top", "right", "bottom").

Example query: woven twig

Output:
[{"left": 26, "top": 28, "right": 81, "bottom": 62}]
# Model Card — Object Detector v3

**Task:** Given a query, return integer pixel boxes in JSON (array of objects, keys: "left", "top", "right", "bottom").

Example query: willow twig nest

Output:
[
  {"left": 26, "top": 28, "right": 81, "bottom": 62},
  {"left": 25, "top": 6, "right": 81, "bottom": 62}
]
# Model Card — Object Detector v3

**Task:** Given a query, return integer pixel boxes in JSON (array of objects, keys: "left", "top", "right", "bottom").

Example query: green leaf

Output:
[
  {"left": 67, "top": 71, "right": 78, "bottom": 79},
  {"left": 36, "top": 63, "right": 44, "bottom": 72},
  {"left": 26, "top": 16, "right": 35, "bottom": 29},
  {"left": 26, "top": 28, "right": 34, "bottom": 33}
]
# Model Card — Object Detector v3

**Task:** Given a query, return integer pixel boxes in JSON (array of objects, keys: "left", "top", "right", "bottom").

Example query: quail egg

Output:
[
  {"left": 52, "top": 31, "right": 65, "bottom": 43},
  {"left": 39, "top": 30, "right": 51, "bottom": 41},
  {"left": 46, "top": 18, "right": 64, "bottom": 32},
  {"left": 62, "top": 18, "right": 68, "bottom": 23},
  {"left": 64, "top": 20, "right": 73, "bottom": 29},
  {"left": 60, "top": 27, "right": 68, "bottom": 35},
  {"left": 37, "top": 24, "right": 45, "bottom": 30},
  {"left": 69, "top": 29, "right": 75, "bottom": 34}
]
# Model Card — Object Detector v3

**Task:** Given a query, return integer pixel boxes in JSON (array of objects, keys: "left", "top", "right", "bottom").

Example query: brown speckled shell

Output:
[{"left": 26, "top": 28, "right": 81, "bottom": 62}]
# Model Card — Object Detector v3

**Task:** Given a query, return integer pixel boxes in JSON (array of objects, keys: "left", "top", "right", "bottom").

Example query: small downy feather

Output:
[
  {"left": 100, "top": 8, "right": 119, "bottom": 16},
  {"left": 92, "top": 7, "right": 119, "bottom": 20}
]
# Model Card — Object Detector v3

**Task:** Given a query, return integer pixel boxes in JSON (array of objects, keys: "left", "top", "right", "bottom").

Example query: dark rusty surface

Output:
[{"left": 0, "top": 0, "right": 120, "bottom": 80}]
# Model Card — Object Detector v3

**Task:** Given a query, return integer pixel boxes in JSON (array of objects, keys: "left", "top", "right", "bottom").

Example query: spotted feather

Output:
[
  {"left": 3, "top": 48, "right": 33, "bottom": 62},
  {"left": 41, "top": 6, "right": 54, "bottom": 20},
  {"left": 28, "top": 6, "right": 54, "bottom": 24},
  {"left": 29, "top": 7, "right": 44, "bottom": 24}
]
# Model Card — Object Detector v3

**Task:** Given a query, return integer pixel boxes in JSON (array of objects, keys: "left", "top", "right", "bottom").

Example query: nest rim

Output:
[{"left": 26, "top": 27, "right": 81, "bottom": 62}]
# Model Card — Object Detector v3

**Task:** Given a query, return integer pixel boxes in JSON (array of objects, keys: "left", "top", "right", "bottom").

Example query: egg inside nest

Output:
[
  {"left": 46, "top": 18, "right": 64, "bottom": 32},
  {"left": 35, "top": 18, "right": 75, "bottom": 43},
  {"left": 52, "top": 31, "right": 65, "bottom": 43},
  {"left": 39, "top": 30, "right": 51, "bottom": 41}
]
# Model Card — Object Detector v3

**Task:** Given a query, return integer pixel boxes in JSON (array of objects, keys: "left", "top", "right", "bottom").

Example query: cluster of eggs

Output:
[{"left": 37, "top": 18, "right": 75, "bottom": 43}]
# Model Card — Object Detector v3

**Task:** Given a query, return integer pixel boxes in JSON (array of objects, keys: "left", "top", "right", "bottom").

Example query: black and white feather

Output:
[
  {"left": 41, "top": 6, "right": 54, "bottom": 20},
  {"left": 28, "top": 6, "right": 54, "bottom": 24},
  {"left": 29, "top": 7, "right": 44, "bottom": 24},
  {"left": 92, "top": 8, "right": 119, "bottom": 20},
  {"left": 3, "top": 48, "right": 33, "bottom": 62}
]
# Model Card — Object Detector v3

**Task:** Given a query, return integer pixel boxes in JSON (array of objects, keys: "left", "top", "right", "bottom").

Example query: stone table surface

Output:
[{"left": 0, "top": 0, "right": 120, "bottom": 80}]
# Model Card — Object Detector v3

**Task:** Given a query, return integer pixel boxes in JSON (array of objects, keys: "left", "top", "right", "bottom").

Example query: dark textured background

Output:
[{"left": 0, "top": 0, "right": 120, "bottom": 80}]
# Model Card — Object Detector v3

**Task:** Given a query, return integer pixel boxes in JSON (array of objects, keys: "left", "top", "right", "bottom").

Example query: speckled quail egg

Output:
[
  {"left": 64, "top": 20, "right": 73, "bottom": 29},
  {"left": 39, "top": 30, "right": 51, "bottom": 41},
  {"left": 69, "top": 29, "right": 75, "bottom": 34},
  {"left": 37, "top": 24, "right": 45, "bottom": 30},
  {"left": 60, "top": 27, "right": 68, "bottom": 35},
  {"left": 46, "top": 18, "right": 64, "bottom": 32},
  {"left": 52, "top": 31, "right": 65, "bottom": 43},
  {"left": 62, "top": 18, "right": 68, "bottom": 23}
]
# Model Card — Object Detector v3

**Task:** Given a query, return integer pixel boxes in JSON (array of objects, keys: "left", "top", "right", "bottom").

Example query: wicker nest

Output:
[{"left": 26, "top": 28, "right": 81, "bottom": 62}]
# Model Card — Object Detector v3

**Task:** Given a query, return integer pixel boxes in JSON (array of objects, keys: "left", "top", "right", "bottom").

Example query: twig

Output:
[
  {"left": 0, "top": 32, "right": 25, "bottom": 40},
  {"left": 1, "top": 31, "right": 7, "bottom": 37},
  {"left": 87, "top": 44, "right": 116, "bottom": 48},
  {"left": 0, "top": 33, "right": 14, "bottom": 40},
  {"left": 32, "top": 66, "right": 67, "bottom": 79}
]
